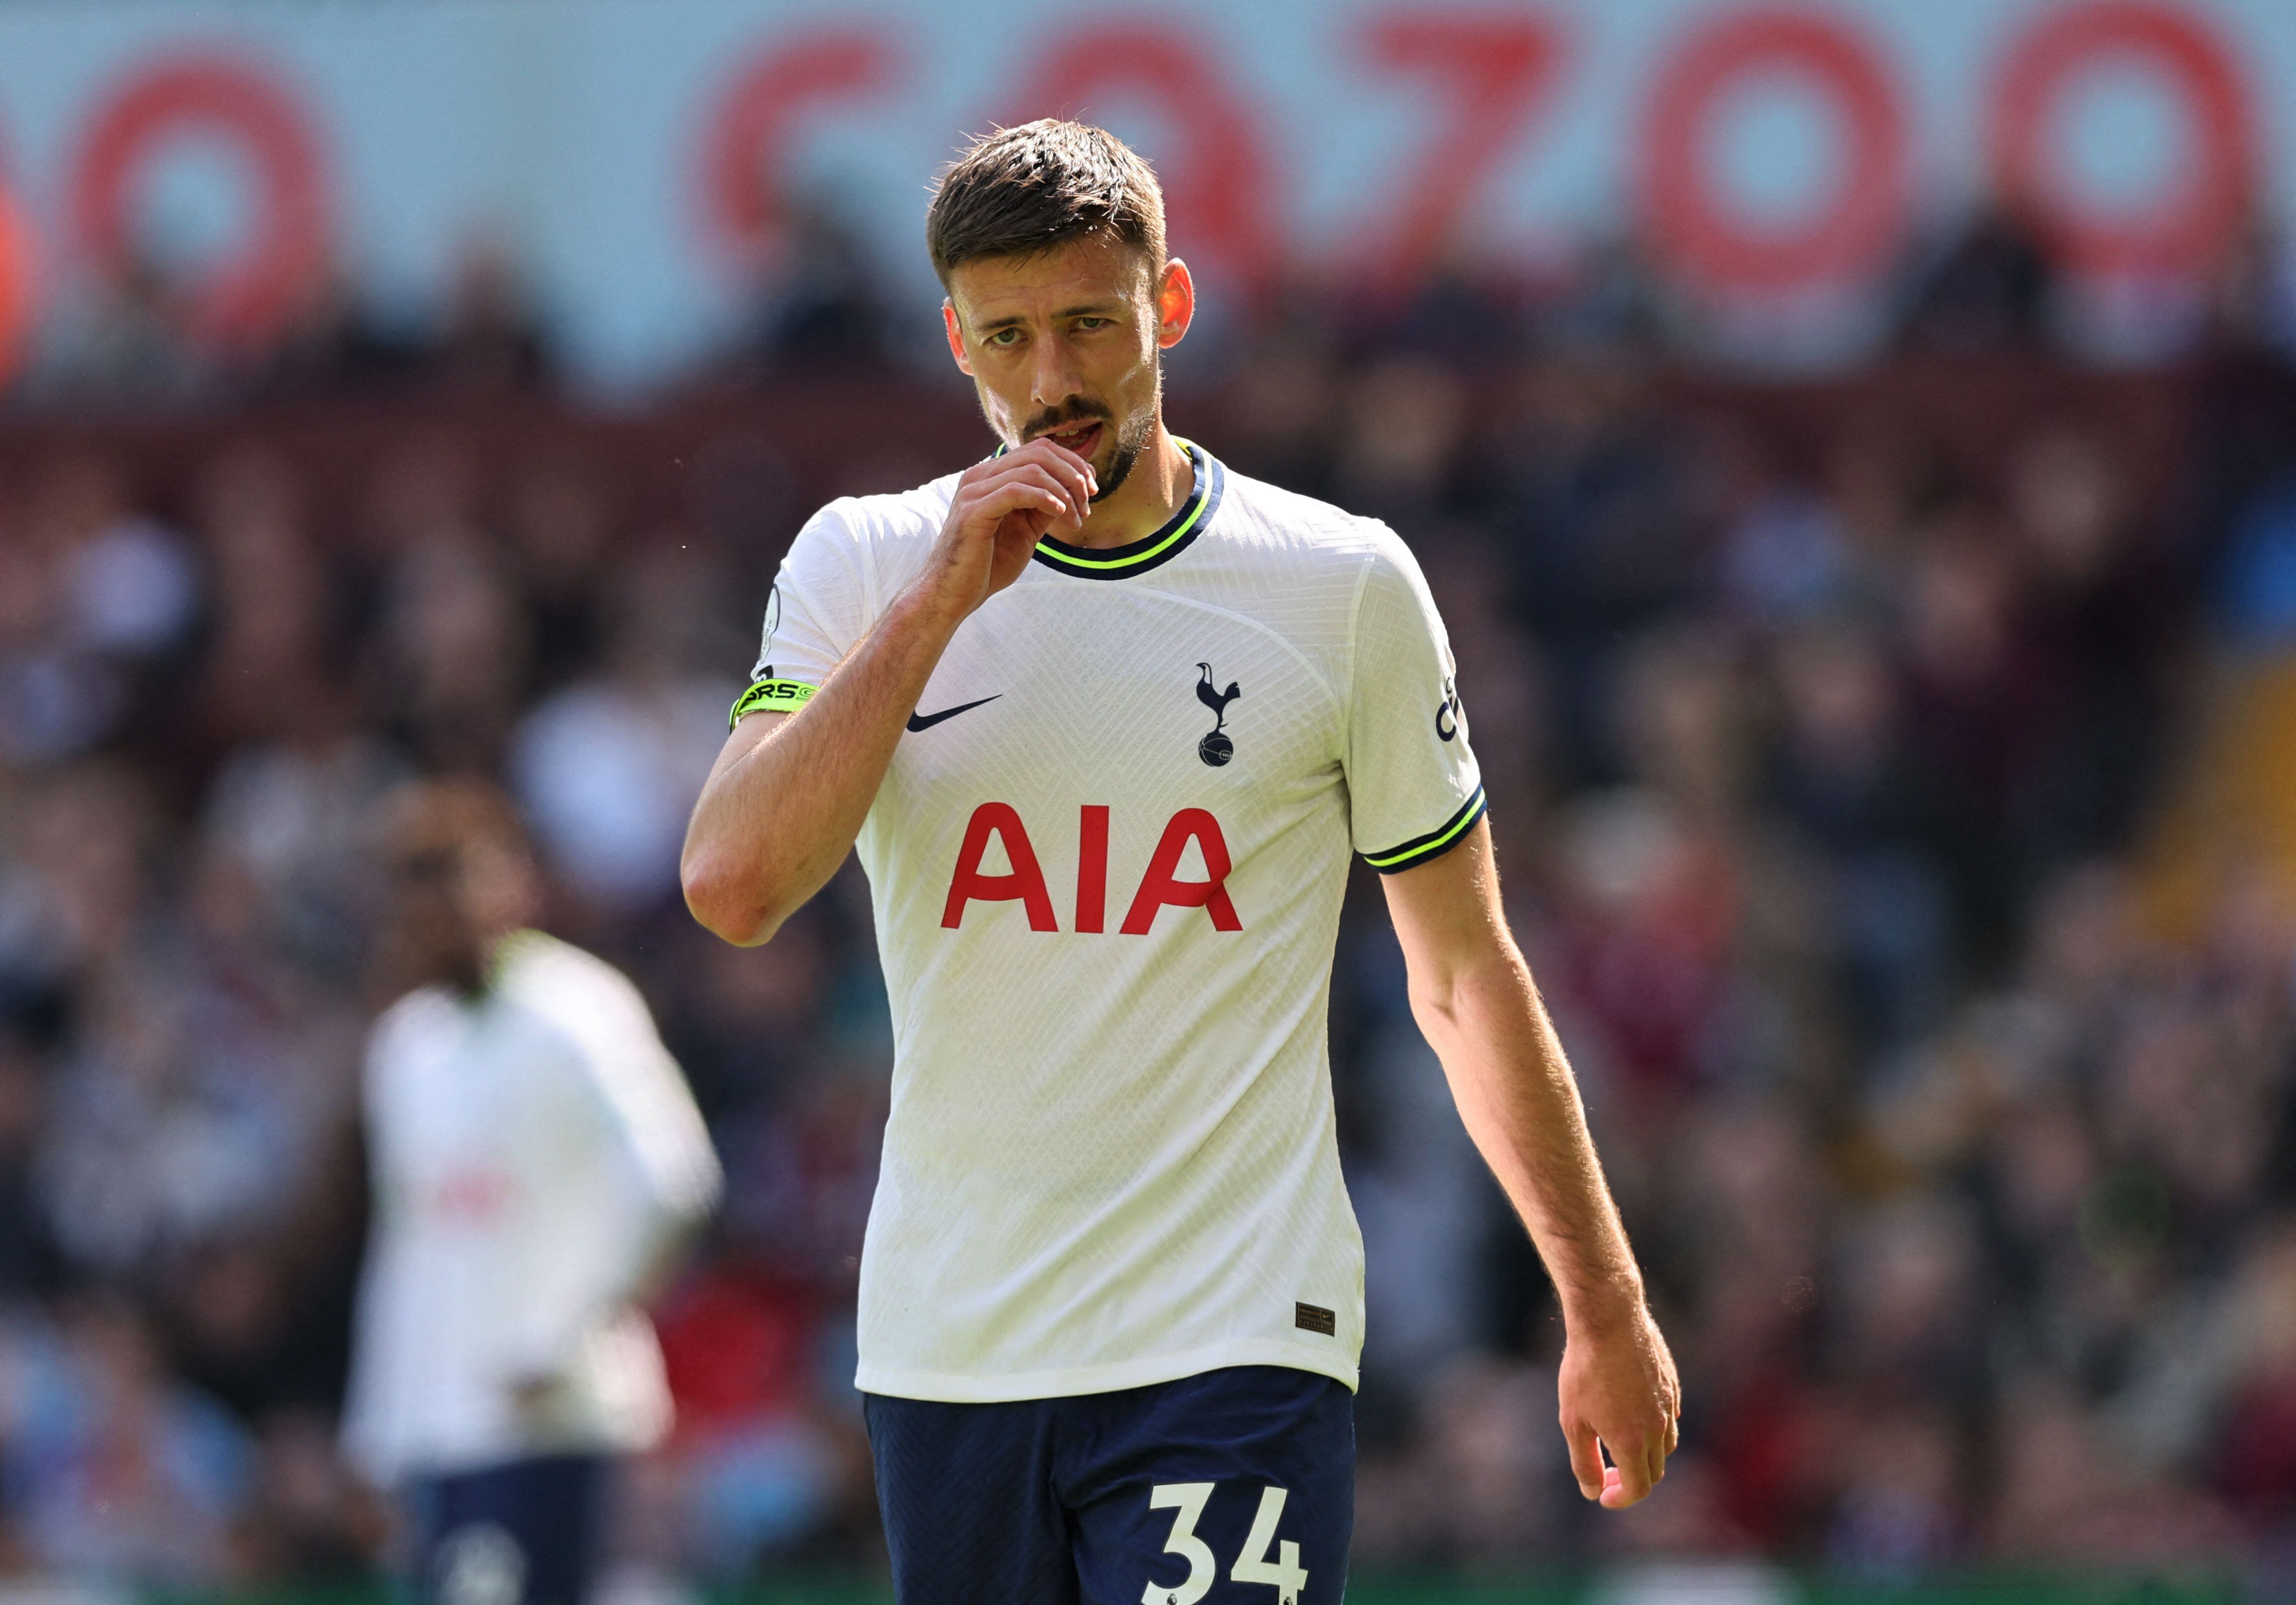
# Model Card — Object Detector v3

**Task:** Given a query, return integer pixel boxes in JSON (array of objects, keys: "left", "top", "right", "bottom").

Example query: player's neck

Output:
[{"left": 1069, "top": 423, "right": 1190, "bottom": 551}]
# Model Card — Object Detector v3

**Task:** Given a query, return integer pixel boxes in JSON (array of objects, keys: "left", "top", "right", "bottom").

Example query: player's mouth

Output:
[{"left": 1037, "top": 420, "right": 1104, "bottom": 457}]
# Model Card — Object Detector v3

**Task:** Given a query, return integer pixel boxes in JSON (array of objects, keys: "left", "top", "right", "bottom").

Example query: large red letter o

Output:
[
  {"left": 698, "top": 29, "right": 895, "bottom": 276},
  {"left": 72, "top": 54, "right": 330, "bottom": 349},
  {"left": 1990, "top": 1, "right": 2254, "bottom": 279},
  {"left": 1640, "top": 8, "right": 1907, "bottom": 294},
  {"left": 1009, "top": 25, "right": 1275, "bottom": 293}
]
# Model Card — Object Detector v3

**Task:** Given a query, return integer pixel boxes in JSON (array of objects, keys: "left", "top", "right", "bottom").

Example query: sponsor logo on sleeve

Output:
[{"left": 1436, "top": 676, "right": 1465, "bottom": 743}]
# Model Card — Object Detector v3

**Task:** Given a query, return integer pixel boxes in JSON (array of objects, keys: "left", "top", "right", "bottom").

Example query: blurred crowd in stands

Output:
[{"left": 1, "top": 207, "right": 2296, "bottom": 1593}]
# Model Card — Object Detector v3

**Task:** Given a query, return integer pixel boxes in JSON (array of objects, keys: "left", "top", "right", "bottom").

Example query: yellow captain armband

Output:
[{"left": 729, "top": 679, "right": 818, "bottom": 728}]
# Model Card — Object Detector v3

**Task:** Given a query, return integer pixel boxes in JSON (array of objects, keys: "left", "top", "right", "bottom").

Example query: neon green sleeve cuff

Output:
[{"left": 729, "top": 679, "right": 818, "bottom": 728}]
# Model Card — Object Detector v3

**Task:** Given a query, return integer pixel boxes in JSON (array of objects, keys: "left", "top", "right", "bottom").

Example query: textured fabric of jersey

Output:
[{"left": 748, "top": 445, "right": 1483, "bottom": 1402}]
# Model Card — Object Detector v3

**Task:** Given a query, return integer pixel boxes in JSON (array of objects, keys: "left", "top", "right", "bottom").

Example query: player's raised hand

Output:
[
  {"left": 917, "top": 438, "right": 1097, "bottom": 620},
  {"left": 1558, "top": 1299, "right": 1681, "bottom": 1509}
]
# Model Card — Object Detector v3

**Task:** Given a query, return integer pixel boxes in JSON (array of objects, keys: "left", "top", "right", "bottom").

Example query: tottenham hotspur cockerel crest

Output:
[{"left": 1195, "top": 662, "right": 1241, "bottom": 766}]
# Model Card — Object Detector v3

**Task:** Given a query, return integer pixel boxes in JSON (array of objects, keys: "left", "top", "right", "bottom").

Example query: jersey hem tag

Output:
[{"left": 1294, "top": 1302, "right": 1337, "bottom": 1336}]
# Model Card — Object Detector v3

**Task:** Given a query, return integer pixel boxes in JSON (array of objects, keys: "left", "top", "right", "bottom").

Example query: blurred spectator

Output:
[
  {"left": 1896, "top": 209, "right": 2055, "bottom": 355},
  {"left": 381, "top": 525, "right": 534, "bottom": 761},
  {"left": 6, "top": 1295, "right": 251, "bottom": 1585},
  {"left": 1353, "top": 1353, "right": 1577, "bottom": 1567},
  {"left": 28, "top": 256, "right": 208, "bottom": 407},
  {"left": 1216, "top": 324, "right": 1342, "bottom": 498},
  {"left": 2221, "top": 465, "right": 2296, "bottom": 650},
  {"left": 426, "top": 239, "right": 558, "bottom": 397},
  {"left": 263, "top": 272, "right": 427, "bottom": 401},
  {"left": 2210, "top": 220, "right": 2296, "bottom": 358},
  {"left": 235, "top": 1407, "right": 390, "bottom": 1581},
  {"left": 650, "top": 1258, "right": 847, "bottom": 1573},
  {"left": 0, "top": 1031, "right": 60, "bottom": 1294},
  {"left": 1332, "top": 356, "right": 1474, "bottom": 528},
  {"left": 510, "top": 548, "right": 738, "bottom": 918},
  {"left": 508, "top": 458, "right": 621, "bottom": 692},
  {"left": 737, "top": 200, "right": 894, "bottom": 372},
  {"left": 0, "top": 455, "right": 198, "bottom": 769}
]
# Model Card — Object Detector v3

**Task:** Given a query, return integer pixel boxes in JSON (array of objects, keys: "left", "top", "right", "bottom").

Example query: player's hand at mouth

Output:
[{"left": 912, "top": 437, "right": 1097, "bottom": 625}]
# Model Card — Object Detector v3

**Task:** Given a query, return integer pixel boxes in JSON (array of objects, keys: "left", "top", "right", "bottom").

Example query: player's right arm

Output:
[{"left": 681, "top": 441, "right": 1095, "bottom": 946}]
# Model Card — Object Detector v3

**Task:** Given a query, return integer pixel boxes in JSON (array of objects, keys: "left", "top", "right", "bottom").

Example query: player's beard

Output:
[{"left": 1093, "top": 400, "right": 1157, "bottom": 503}]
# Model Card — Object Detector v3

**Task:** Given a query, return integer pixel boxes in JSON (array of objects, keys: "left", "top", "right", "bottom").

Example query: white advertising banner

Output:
[{"left": 0, "top": 0, "right": 2286, "bottom": 380}]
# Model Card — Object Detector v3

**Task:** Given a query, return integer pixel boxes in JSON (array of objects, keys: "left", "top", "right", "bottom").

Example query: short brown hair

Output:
[{"left": 926, "top": 120, "right": 1166, "bottom": 287}]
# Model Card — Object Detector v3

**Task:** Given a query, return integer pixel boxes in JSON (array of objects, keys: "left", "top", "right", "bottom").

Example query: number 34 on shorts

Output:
[{"left": 1143, "top": 1482, "right": 1310, "bottom": 1605}]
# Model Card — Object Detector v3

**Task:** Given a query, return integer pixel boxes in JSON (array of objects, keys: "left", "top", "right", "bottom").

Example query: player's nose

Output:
[{"left": 1028, "top": 342, "right": 1084, "bottom": 411}]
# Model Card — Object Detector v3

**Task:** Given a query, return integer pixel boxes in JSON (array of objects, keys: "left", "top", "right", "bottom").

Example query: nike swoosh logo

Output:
[{"left": 905, "top": 695, "right": 1001, "bottom": 732}]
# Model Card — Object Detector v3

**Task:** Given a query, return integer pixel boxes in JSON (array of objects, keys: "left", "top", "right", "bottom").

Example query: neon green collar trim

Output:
[{"left": 1027, "top": 439, "right": 1222, "bottom": 581}]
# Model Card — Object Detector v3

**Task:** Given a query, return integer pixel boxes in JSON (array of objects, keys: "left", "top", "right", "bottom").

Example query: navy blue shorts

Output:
[
  {"left": 405, "top": 1452, "right": 611, "bottom": 1605},
  {"left": 865, "top": 1365, "right": 1353, "bottom": 1605}
]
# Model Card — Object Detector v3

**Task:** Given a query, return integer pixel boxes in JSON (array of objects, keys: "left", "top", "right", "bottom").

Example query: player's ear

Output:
[
  {"left": 1155, "top": 259, "right": 1194, "bottom": 351},
  {"left": 942, "top": 299, "right": 974, "bottom": 376}
]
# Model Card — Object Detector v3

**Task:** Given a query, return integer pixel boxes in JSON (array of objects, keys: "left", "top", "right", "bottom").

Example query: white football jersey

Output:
[
  {"left": 343, "top": 932, "right": 721, "bottom": 1480},
  {"left": 745, "top": 443, "right": 1482, "bottom": 1402}
]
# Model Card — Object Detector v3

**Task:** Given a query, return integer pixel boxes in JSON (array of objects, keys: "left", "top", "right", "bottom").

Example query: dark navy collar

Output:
[{"left": 997, "top": 438, "right": 1221, "bottom": 581}]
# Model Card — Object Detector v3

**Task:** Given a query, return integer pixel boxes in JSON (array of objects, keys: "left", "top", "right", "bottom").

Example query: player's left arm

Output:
[{"left": 1381, "top": 820, "right": 1682, "bottom": 1509}]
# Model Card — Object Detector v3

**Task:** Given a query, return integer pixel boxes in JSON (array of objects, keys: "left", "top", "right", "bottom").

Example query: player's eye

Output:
[
  {"left": 1073, "top": 317, "right": 1111, "bottom": 331},
  {"left": 986, "top": 328, "right": 1023, "bottom": 347}
]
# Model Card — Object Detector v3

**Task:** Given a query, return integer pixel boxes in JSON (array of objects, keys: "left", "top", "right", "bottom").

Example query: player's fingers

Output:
[
  {"left": 1600, "top": 1435, "right": 1654, "bottom": 1508},
  {"left": 1015, "top": 433, "right": 1098, "bottom": 485},
  {"left": 1041, "top": 458, "right": 1093, "bottom": 522},
  {"left": 1564, "top": 1417, "right": 1605, "bottom": 1501},
  {"left": 1003, "top": 438, "right": 1097, "bottom": 510},
  {"left": 965, "top": 456, "right": 1070, "bottom": 500},
  {"left": 973, "top": 475, "right": 1068, "bottom": 524},
  {"left": 966, "top": 476, "right": 1069, "bottom": 534},
  {"left": 958, "top": 452, "right": 1067, "bottom": 500},
  {"left": 973, "top": 468, "right": 1079, "bottom": 523},
  {"left": 964, "top": 446, "right": 1093, "bottom": 530},
  {"left": 978, "top": 462, "right": 1086, "bottom": 530},
  {"left": 1021, "top": 438, "right": 1098, "bottom": 507}
]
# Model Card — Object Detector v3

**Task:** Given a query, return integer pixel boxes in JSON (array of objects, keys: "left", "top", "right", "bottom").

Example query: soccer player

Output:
[
  {"left": 682, "top": 121, "right": 1678, "bottom": 1603},
  {"left": 346, "top": 779, "right": 721, "bottom": 1605}
]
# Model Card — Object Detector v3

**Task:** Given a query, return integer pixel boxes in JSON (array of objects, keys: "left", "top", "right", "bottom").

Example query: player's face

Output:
[
  {"left": 943, "top": 235, "right": 1193, "bottom": 501},
  {"left": 379, "top": 838, "right": 536, "bottom": 997}
]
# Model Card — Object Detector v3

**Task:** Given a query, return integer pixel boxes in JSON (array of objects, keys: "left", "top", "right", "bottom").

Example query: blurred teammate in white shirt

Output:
[{"left": 343, "top": 780, "right": 720, "bottom": 1605}]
